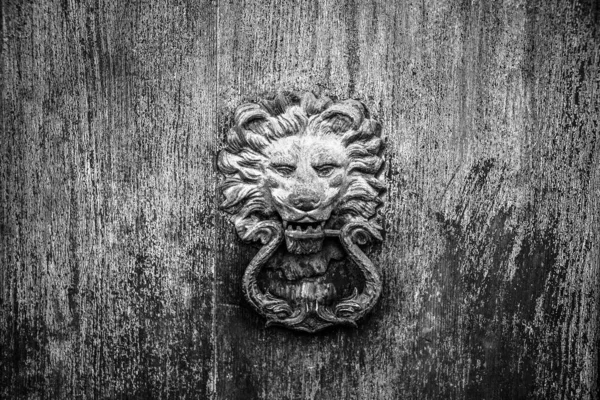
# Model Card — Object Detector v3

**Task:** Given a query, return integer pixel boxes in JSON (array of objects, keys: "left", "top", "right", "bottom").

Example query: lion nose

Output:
[{"left": 290, "top": 194, "right": 320, "bottom": 211}]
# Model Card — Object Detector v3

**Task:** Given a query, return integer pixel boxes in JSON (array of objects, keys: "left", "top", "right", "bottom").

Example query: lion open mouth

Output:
[
  {"left": 283, "top": 221, "right": 325, "bottom": 237},
  {"left": 282, "top": 220, "right": 326, "bottom": 254}
]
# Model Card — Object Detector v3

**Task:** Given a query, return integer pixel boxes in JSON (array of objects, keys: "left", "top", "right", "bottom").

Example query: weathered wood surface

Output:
[{"left": 1, "top": 0, "right": 598, "bottom": 399}]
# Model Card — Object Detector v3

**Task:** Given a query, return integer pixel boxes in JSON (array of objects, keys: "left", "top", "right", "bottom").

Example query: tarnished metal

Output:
[{"left": 217, "top": 92, "right": 385, "bottom": 332}]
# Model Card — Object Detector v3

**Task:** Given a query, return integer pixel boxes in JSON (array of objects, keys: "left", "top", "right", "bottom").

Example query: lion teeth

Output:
[{"left": 283, "top": 221, "right": 328, "bottom": 234}]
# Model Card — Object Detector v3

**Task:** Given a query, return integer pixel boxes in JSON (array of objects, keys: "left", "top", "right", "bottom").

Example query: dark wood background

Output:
[{"left": 1, "top": 0, "right": 598, "bottom": 399}]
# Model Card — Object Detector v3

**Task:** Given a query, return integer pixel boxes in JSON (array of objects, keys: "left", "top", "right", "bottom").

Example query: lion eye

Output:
[
  {"left": 314, "top": 165, "right": 336, "bottom": 177},
  {"left": 272, "top": 164, "right": 295, "bottom": 176}
]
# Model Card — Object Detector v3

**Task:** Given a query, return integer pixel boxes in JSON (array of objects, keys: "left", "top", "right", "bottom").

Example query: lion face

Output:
[
  {"left": 218, "top": 92, "right": 384, "bottom": 255},
  {"left": 262, "top": 135, "right": 350, "bottom": 254}
]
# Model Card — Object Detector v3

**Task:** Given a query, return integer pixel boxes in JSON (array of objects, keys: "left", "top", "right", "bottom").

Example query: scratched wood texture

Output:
[{"left": 1, "top": 0, "right": 598, "bottom": 399}]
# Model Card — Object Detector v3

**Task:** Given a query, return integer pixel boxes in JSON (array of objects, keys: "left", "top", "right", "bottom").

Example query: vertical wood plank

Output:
[
  {"left": 214, "top": 0, "right": 599, "bottom": 399},
  {"left": 0, "top": 1, "right": 217, "bottom": 398}
]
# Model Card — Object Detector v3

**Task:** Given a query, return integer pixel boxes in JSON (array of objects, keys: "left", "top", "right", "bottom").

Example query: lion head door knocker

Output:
[{"left": 217, "top": 92, "right": 385, "bottom": 332}]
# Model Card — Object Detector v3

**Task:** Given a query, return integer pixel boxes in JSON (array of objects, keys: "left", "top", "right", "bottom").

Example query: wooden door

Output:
[{"left": 1, "top": 0, "right": 598, "bottom": 399}]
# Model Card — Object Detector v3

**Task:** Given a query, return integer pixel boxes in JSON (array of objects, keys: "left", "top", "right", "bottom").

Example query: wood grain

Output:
[
  {"left": 1, "top": 0, "right": 598, "bottom": 399},
  {"left": 1, "top": 1, "right": 217, "bottom": 398}
]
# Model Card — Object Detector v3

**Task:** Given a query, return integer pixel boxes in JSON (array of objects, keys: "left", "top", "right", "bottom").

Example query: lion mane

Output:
[{"left": 217, "top": 92, "right": 385, "bottom": 239}]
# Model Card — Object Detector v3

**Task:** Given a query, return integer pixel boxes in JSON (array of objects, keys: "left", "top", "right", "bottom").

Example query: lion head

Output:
[{"left": 217, "top": 92, "right": 385, "bottom": 254}]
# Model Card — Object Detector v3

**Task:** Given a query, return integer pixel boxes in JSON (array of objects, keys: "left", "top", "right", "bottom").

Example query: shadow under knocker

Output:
[{"left": 218, "top": 92, "right": 385, "bottom": 333}]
